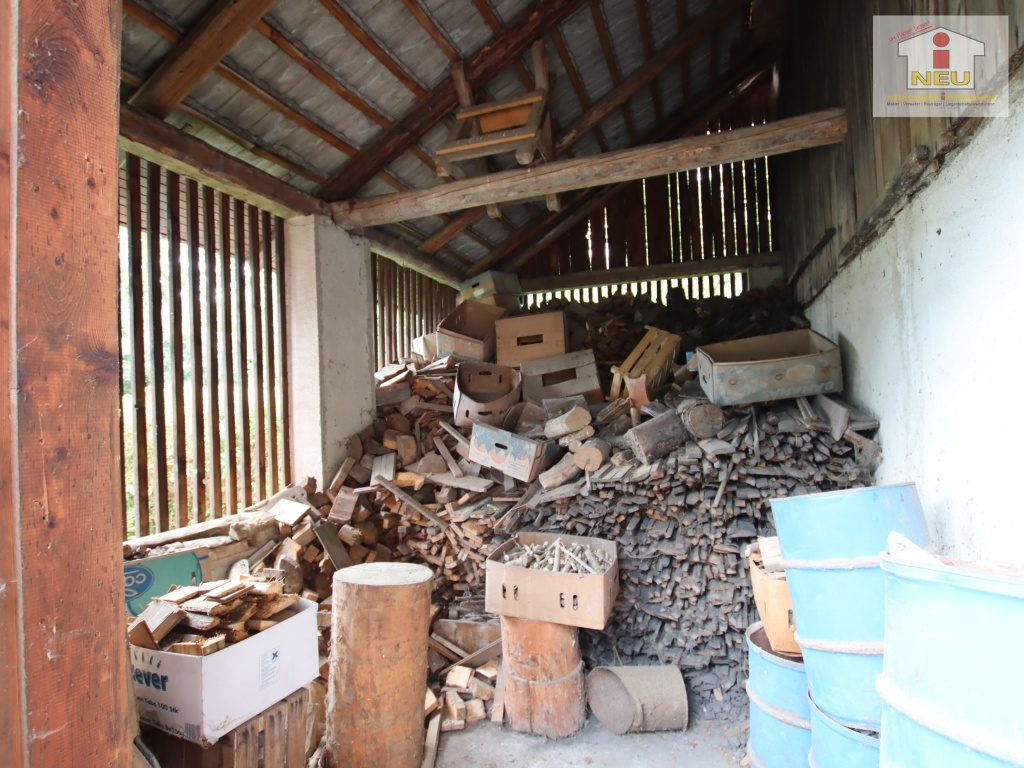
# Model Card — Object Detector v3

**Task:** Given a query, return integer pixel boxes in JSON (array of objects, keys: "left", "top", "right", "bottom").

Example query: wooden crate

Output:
[
  {"left": 609, "top": 326, "right": 682, "bottom": 403},
  {"left": 146, "top": 687, "right": 309, "bottom": 768},
  {"left": 520, "top": 349, "right": 603, "bottom": 405}
]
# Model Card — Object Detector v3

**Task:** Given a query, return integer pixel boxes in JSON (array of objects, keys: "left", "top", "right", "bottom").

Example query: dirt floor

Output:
[{"left": 436, "top": 715, "right": 743, "bottom": 768}]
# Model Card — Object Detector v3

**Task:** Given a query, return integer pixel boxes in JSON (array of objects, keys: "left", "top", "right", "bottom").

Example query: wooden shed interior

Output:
[{"left": 2, "top": 0, "right": 1023, "bottom": 764}]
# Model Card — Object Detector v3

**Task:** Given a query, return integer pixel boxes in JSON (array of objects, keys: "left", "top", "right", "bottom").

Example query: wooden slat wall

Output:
[
  {"left": 775, "top": 0, "right": 1024, "bottom": 303},
  {"left": 118, "top": 153, "right": 291, "bottom": 536},
  {"left": 372, "top": 254, "right": 458, "bottom": 370},
  {"left": 518, "top": 95, "right": 776, "bottom": 303}
]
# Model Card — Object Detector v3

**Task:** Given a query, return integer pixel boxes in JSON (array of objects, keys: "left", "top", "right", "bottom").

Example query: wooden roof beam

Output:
[
  {"left": 556, "top": 0, "right": 750, "bottom": 154},
  {"left": 317, "top": 0, "right": 588, "bottom": 202},
  {"left": 128, "top": 0, "right": 279, "bottom": 119},
  {"left": 634, "top": 0, "right": 663, "bottom": 121},
  {"left": 519, "top": 252, "right": 782, "bottom": 293},
  {"left": 119, "top": 104, "right": 329, "bottom": 218},
  {"left": 551, "top": 28, "right": 610, "bottom": 152},
  {"left": 587, "top": 0, "right": 638, "bottom": 144},
  {"left": 330, "top": 107, "right": 843, "bottom": 229}
]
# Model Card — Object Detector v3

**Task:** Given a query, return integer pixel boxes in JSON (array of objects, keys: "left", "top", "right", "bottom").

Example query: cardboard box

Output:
[
  {"left": 486, "top": 532, "right": 619, "bottom": 630},
  {"left": 412, "top": 332, "right": 437, "bottom": 363},
  {"left": 476, "top": 292, "right": 521, "bottom": 313},
  {"left": 459, "top": 271, "right": 522, "bottom": 302},
  {"left": 132, "top": 598, "right": 319, "bottom": 745},
  {"left": 436, "top": 300, "right": 508, "bottom": 362},
  {"left": 453, "top": 362, "right": 522, "bottom": 428},
  {"left": 520, "top": 349, "right": 603, "bottom": 404},
  {"left": 695, "top": 328, "right": 842, "bottom": 406},
  {"left": 469, "top": 422, "right": 561, "bottom": 482},
  {"left": 495, "top": 311, "right": 568, "bottom": 368},
  {"left": 749, "top": 553, "right": 801, "bottom": 656},
  {"left": 124, "top": 549, "right": 210, "bottom": 617}
]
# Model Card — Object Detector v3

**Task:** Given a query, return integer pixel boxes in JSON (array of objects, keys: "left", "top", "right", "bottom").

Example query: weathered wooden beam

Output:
[
  {"left": 1, "top": 0, "right": 133, "bottom": 762},
  {"left": 420, "top": 208, "right": 488, "bottom": 255},
  {"left": 317, "top": 0, "right": 587, "bottom": 202},
  {"left": 555, "top": 0, "right": 749, "bottom": 154},
  {"left": 360, "top": 230, "right": 464, "bottom": 289},
  {"left": 519, "top": 253, "right": 782, "bottom": 293},
  {"left": 119, "top": 104, "right": 328, "bottom": 218},
  {"left": 332, "top": 107, "right": 844, "bottom": 230},
  {"left": 128, "top": 0, "right": 279, "bottom": 119}
]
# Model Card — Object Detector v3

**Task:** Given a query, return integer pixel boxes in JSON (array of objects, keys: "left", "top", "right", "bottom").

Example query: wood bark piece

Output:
[
  {"left": 680, "top": 402, "right": 726, "bottom": 440},
  {"left": 327, "top": 563, "right": 433, "bottom": 768},
  {"left": 543, "top": 405, "right": 592, "bottom": 438},
  {"left": 626, "top": 411, "right": 686, "bottom": 464},
  {"left": 573, "top": 439, "right": 611, "bottom": 472},
  {"left": 500, "top": 616, "right": 586, "bottom": 739},
  {"left": 587, "top": 666, "right": 688, "bottom": 734}
]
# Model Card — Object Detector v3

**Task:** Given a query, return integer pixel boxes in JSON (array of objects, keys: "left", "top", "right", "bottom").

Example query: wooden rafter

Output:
[
  {"left": 128, "top": 0, "right": 279, "bottom": 119},
  {"left": 587, "top": 0, "right": 638, "bottom": 144},
  {"left": 634, "top": 0, "right": 663, "bottom": 121},
  {"left": 318, "top": 0, "right": 427, "bottom": 97},
  {"left": 119, "top": 104, "right": 328, "bottom": 218},
  {"left": 470, "top": 58, "right": 773, "bottom": 275},
  {"left": 556, "top": 0, "right": 750, "bottom": 154},
  {"left": 473, "top": 0, "right": 539, "bottom": 92},
  {"left": 403, "top": 0, "right": 460, "bottom": 61},
  {"left": 317, "top": 0, "right": 588, "bottom": 202},
  {"left": 330, "top": 105, "right": 843, "bottom": 230},
  {"left": 551, "top": 29, "right": 610, "bottom": 152}
]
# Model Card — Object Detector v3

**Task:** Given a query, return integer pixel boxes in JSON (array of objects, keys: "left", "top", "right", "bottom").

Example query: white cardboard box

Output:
[{"left": 131, "top": 598, "right": 319, "bottom": 745}]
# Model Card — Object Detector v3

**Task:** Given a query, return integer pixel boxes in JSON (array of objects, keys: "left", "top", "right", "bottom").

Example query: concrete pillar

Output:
[{"left": 285, "top": 214, "right": 375, "bottom": 486}]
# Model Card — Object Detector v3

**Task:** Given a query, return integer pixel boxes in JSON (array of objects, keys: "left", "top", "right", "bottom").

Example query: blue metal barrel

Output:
[
  {"left": 746, "top": 622, "right": 811, "bottom": 768},
  {"left": 770, "top": 484, "right": 929, "bottom": 729},
  {"left": 878, "top": 552, "right": 1024, "bottom": 767},
  {"left": 809, "top": 693, "right": 879, "bottom": 768}
]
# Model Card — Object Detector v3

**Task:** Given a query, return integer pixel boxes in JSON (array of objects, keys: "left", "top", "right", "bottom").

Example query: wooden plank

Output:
[
  {"left": 128, "top": 0, "right": 279, "bottom": 118},
  {"left": 264, "top": 212, "right": 280, "bottom": 493},
  {"left": 126, "top": 154, "right": 151, "bottom": 537},
  {"left": 202, "top": 186, "right": 224, "bottom": 518},
  {"left": 519, "top": 253, "right": 781, "bottom": 293},
  {"left": 375, "top": 478, "right": 448, "bottom": 528},
  {"left": 147, "top": 162, "right": 171, "bottom": 532},
  {"left": 0, "top": 0, "right": 133, "bottom": 757},
  {"left": 250, "top": 206, "right": 268, "bottom": 501},
  {"left": 220, "top": 193, "right": 239, "bottom": 517},
  {"left": 275, "top": 220, "right": 292, "bottom": 486},
  {"left": 167, "top": 172, "right": 188, "bottom": 528},
  {"left": 317, "top": 0, "right": 588, "bottom": 201},
  {"left": 119, "top": 105, "right": 326, "bottom": 219},
  {"left": 186, "top": 179, "right": 207, "bottom": 523},
  {"left": 235, "top": 200, "right": 253, "bottom": 507}
]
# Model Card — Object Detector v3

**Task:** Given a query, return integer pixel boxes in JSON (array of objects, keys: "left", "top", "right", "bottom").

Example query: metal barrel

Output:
[
  {"left": 878, "top": 552, "right": 1024, "bottom": 767},
  {"left": 770, "top": 483, "right": 929, "bottom": 729},
  {"left": 746, "top": 622, "right": 811, "bottom": 768},
  {"left": 808, "top": 693, "right": 879, "bottom": 768}
]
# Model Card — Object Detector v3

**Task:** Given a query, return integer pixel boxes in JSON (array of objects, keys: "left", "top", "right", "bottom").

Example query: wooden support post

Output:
[
  {"left": 499, "top": 616, "right": 586, "bottom": 739},
  {"left": 0, "top": 0, "right": 133, "bottom": 763},
  {"left": 326, "top": 563, "right": 433, "bottom": 768}
]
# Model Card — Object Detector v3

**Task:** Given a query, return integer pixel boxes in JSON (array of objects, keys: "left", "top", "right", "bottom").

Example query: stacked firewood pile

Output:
[{"left": 516, "top": 393, "right": 878, "bottom": 717}]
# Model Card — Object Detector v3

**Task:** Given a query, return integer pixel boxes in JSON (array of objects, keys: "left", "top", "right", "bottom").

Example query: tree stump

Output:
[
  {"left": 500, "top": 616, "right": 586, "bottom": 738},
  {"left": 325, "top": 563, "right": 433, "bottom": 768}
]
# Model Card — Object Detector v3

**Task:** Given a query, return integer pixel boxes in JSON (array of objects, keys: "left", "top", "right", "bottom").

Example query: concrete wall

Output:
[
  {"left": 285, "top": 214, "right": 376, "bottom": 486},
  {"left": 806, "top": 75, "right": 1024, "bottom": 563}
]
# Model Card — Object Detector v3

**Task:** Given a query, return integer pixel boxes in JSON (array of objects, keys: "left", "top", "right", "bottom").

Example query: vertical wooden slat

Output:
[
  {"left": 755, "top": 155, "right": 771, "bottom": 253},
  {"left": 745, "top": 159, "right": 760, "bottom": 253},
  {"left": 127, "top": 155, "right": 151, "bottom": 536},
  {"left": 221, "top": 194, "right": 239, "bottom": 515},
  {"left": 146, "top": 162, "right": 170, "bottom": 532},
  {"left": 607, "top": 190, "right": 628, "bottom": 270},
  {"left": 624, "top": 180, "right": 647, "bottom": 267},
  {"left": 387, "top": 261, "right": 397, "bottom": 365},
  {"left": 275, "top": 220, "right": 292, "bottom": 485},
  {"left": 202, "top": 187, "right": 223, "bottom": 519},
  {"left": 249, "top": 205, "right": 267, "bottom": 500},
  {"left": 263, "top": 211, "right": 279, "bottom": 493},
  {"left": 235, "top": 200, "right": 253, "bottom": 507},
  {"left": 371, "top": 255, "right": 380, "bottom": 369},
  {"left": 186, "top": 179, "right": 206, "bottom": 523},
  {"left": 646, "top": 175, "right": 671, "bottom": 265},
  {"left": 166, "top": 172, "right": 187, "bottom": 528}
]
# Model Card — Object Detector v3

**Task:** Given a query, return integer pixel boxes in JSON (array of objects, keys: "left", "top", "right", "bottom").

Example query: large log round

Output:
[
  {"left": 325, "top": 563, "right": 433, "bottom": 768},
  {"left": 500, "top": 616, "right": 586, "bottom": 738}
]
